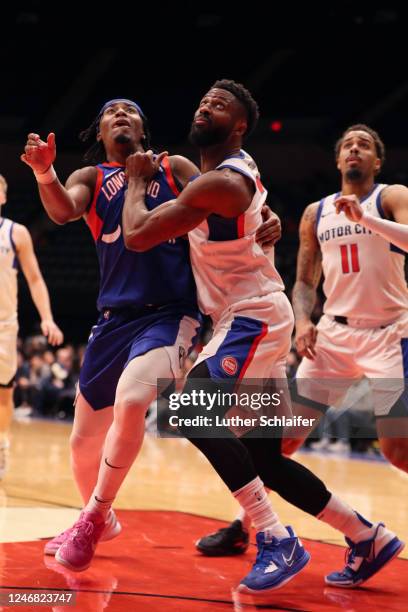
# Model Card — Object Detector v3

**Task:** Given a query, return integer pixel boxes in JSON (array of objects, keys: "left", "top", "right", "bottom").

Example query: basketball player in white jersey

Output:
[
  {"left": 0, "top": 174, "right": 63, "bottom": 479},
  {"left": 122, "top": 90, "right": 404, "bottom": 591},
  {"left": 210, "top": 125, "right": 408, "bottom": 573},
  {"left": 285, "top": 124, "right": 408, "bottom": 473}
]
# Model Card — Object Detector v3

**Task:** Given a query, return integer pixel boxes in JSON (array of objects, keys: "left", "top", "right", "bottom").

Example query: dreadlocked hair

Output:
[
  {"left": 211, "top": 79, "right": 259, "bottom": 137},
  {"left": 79, "top": 113, "right": 152, "bottom": 164}
]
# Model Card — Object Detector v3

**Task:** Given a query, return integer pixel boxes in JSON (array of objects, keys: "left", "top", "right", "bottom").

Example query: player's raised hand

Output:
[
  {"left": 334, "top": 194, "right": 363, "bottom": 222},
  {"left": 126, "top": 150, "right": 168, "bottom": 181},
  {"left": 21, "top": 133, "right": 56, "bottom": 173}
]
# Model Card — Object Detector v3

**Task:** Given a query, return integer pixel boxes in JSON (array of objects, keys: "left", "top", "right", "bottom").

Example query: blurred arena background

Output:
[
  {"left": 1, "top": 6, "right": 408, "bottom": 611},
  {"left": 3, "top": 4, "right": 407, "bottom": 431},
  {"left": 3, "top": 4, "right": 408, "bottom": 334}
]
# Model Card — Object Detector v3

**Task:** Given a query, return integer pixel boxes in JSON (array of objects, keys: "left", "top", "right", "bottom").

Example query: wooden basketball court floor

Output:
[{"left": 0, "top": 419, "right": 407, "bottom": 611}]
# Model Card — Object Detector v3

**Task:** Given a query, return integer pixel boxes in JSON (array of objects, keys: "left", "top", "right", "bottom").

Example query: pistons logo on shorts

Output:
[{"left": 221, "top": 356, "right": 238, "bottom": 376}]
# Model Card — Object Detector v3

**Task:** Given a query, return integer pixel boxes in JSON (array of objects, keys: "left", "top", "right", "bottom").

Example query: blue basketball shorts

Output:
[{"left": 79, "top": 304, "right": 201, "bottom": 410}]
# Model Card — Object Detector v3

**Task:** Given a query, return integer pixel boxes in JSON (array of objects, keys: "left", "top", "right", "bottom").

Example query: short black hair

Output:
[
  {"left": 211, "top": 79, "right": 259, "bottom": 137},
  {"left": 79, "top": 109, "right": 151, "bottom": 164},
  {"left": 335, "top": 124, "right": 385, "bottom": 165}
]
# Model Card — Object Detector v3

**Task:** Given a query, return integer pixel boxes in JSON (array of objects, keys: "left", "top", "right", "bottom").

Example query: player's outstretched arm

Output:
[
  {"left": 336, "top": 187, "right": 408, "bottom": 252},
  {"left": 21, "top": 132, "right": 95, "bottom": 224}
]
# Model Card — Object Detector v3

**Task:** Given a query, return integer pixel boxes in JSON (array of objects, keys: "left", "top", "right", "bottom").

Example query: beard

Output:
[
  {"left": 114, "top": 133, "right": 131, "bottom": 144},
  {"left": 345, "top": 167, "right": 364, "bottom": 182},
  {"left": 188, "top": 122, "right": 230, "bottom": 147}
]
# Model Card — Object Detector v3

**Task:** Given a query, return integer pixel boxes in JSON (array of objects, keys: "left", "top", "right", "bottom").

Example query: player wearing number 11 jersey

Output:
[{"left": 288, "top": 124, "right": 408, "bottom": 475}]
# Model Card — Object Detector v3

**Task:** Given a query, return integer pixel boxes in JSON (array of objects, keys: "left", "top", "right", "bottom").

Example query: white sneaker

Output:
[
  {"left": 310, "top": 438, "right": 330, "bottom": 451},
  {"left": 327, "top": 440, "right": 350, "bottom": 454},
  {"left": 0, "top": 439, "right": 10, "bottom": 480}
]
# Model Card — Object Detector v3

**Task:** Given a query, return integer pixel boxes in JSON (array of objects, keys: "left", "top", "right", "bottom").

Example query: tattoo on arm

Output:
[
  {"left": 292, "top": 203, "right": 322, "bottom": 321},
  {"left": 293, "top": 282, "right": 318, "bottom": 321}
]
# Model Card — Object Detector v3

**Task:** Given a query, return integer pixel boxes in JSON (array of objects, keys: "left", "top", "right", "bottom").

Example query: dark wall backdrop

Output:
[{"left": 2, "top": 4, "right": 408, "bottom": 342}]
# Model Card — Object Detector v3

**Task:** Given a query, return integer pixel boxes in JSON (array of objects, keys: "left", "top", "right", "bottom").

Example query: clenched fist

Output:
[{"left": 126, "top": 150, "right": 168, "bottom": 182}]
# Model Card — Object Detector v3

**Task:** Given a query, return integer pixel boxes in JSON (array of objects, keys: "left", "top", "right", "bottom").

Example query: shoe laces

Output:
[
  {"left": 345, "top": 545, "right": 356, "bottom": 568},
  {"left": 344, "top": 540, "right": 370, "bottom": 573},
  {"left": 254, "top": 540, "right": 277, "bottom": 569},
  {"left": 69, "top": 518, "right": 95, "bottom": 550},
  {"left": 344, "top": 531, "right": 375, "bottom": 569}
]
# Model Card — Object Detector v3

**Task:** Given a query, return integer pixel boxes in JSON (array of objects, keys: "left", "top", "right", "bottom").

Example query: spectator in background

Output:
[
  {"left": 38, "top": 347, "right": 78, "bottom": 419},
  {"left": 14, "top": 351, "right": 50, "bottom": 417}
]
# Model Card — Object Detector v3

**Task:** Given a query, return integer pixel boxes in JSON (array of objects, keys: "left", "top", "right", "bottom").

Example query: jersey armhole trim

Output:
[
  {"left": 162, "top": 156, "right": 181, "bottom": 197},
  {"left": 9, "top": 221, "right": 16, "bottom": 254},
  {"left": 315, "top": 197, "right": 325, "bottom": 232},
  {"left": 85, "top": 167, "right": 104, "bottom": 241},
  {"left": 9, "top": 222, "right": 19, "bottom": 269}
]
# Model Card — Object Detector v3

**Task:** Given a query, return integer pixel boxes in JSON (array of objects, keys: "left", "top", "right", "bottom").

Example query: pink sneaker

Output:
[
  {"left": 55, "top": 510, "right": 106, "bottom": 571},
  {"left": 44, "top": 509, "right": 121, "bottom": 555}
]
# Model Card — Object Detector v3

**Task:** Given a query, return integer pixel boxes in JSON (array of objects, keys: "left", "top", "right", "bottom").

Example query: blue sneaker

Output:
[
  {"left": 238, "top": 527, "right": 310, "bottom": 593},
  {"left": 325, "top": 523, "right": 404, "bottom": 588}
]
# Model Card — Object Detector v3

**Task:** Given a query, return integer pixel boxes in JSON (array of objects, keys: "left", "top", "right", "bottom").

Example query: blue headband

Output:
[{"left": 97, "top": 98, "right": 145, "bottom": 126}]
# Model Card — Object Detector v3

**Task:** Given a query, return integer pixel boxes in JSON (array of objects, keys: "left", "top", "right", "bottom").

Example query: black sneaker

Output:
[{"left": 196, "top": 520, "right": 249, "bottom": 556}]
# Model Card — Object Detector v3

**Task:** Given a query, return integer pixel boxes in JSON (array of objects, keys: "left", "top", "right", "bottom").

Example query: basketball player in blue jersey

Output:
[
  {"left": 122, "top": 82, "right": 404, "bottom": 592},
  {"left": 20, "top": 99, "right": 203, "bottom": 571},
  {"left": 21, "top": 98, "right": 280, "bottom": 572}
]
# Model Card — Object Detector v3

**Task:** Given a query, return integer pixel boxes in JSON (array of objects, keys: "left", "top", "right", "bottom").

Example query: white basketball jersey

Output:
[
  {"left": 0, "top": 217, "right": 18, "bottom": 323},
  {"left": 188, "top": 150, "right": 285, "bottom": 321},
  {"left": 317, "top": 184, "right": 408, "bottom": 322}
]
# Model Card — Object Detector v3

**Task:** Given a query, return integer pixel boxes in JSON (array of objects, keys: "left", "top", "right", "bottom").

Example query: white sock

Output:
[
  {"left": 235, "top": 507, "right": 252, "bottom": 531},
  {"left": 85, "top": 494, "right": 114, "bottom": 520},
  {"left": 233, "top": 477, "right": 289, "bottom": 539},
  {"left": 234, "top": 487, "right": 270, "bottom": 530},
  {"left": 318, "top": 494, "right": 376, "bottom": 542}
]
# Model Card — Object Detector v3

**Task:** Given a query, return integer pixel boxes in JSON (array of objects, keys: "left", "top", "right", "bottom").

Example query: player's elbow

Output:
[
  {"left": 49, "top": 212, "right": 71, "bottom": 225},
  {"left": 123, "top": 230, "right": 151, "bottom": 252},
  {"left": 27, "top": 272, "right": 43, "bottom": 288}
]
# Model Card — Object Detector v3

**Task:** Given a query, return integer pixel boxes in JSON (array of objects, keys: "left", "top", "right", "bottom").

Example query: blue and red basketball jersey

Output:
[{"left": 85, "top": 158, "right": 198, "bottom": 312}]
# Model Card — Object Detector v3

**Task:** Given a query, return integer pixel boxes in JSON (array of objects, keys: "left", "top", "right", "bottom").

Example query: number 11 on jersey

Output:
[{"left": 340, "top": 244, "right": 360, "bottom": 273}]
